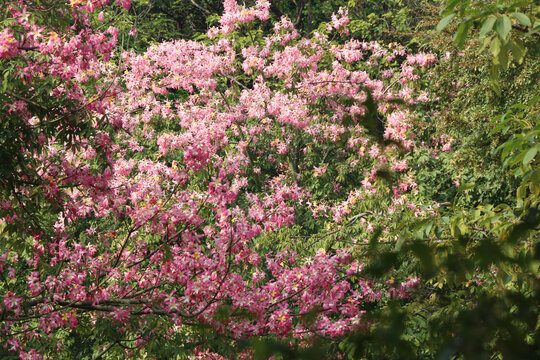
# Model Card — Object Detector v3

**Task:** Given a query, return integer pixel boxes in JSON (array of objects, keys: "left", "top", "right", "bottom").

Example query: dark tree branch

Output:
[{"left": 190, "top": 0, "right": 210, "bottom": 14}]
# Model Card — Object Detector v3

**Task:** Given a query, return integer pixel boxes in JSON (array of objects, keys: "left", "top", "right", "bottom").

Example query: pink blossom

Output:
[
  {"left": 330, "top": 7, "right": 350, "bottom": 32},
  {"left": 0, "top": 28, "right": 18, "bottom": 59}
]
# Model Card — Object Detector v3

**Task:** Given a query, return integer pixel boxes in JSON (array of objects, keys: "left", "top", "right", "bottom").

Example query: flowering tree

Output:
[{"left": 0, "top": 1, "right": 450, "bottom": 358}]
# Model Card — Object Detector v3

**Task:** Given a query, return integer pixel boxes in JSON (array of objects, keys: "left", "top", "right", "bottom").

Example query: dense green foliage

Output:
[{"left": 118, "top": 0, "right": 436, "bottom": 50}]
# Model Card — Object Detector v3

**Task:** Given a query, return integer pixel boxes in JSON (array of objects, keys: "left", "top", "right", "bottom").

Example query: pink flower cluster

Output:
[
  {"left": 0, "top": 28, "right": 18, "bottom": 59},
  {"left": 215, "top": 0, "right": 271, "bottom": 35},
  {"left": 328, "top": 7, "right": 350, "bottom": 32}
]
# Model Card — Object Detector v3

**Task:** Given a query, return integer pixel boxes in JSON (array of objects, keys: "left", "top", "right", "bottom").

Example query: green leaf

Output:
[
  {"left": 454, "top": 22, "right": 472, "bottom": 47},
  {"left": 450, "top": 217, "right": 461, "bottom": 237},
  {"left": 510, "top": 151, "right": 526, "bottom": 167},
  {"left": 531, "top": 169, "right": 540, "bottom": 185},
  {"left": 498, "top": 47, "right": 509, "bottom": 69},
  {"left": 479, "top": 16, "right": 496, "bottom": 37},
  {"left": 437, "top": 14, "right": 456, "bottom": 32},
  {"left": 478, "top": 35, "right": 492, "bottom": 52},
  {"left": 490, "top": 36, "right": 501, "bottom": 57},
  {"left": 495, "top": 16, "right": 511, "bottom": 40},
  {"left": 508, "top": 40, "right": 524, "bottom": 63},
  {"left": 517, "top": 184, "right": 527, "bottom": 200},
  {"left": 512, "top": 12, "right": 531, "bottom": 27},
  {"left": 2, "top": 71, "right": 9, "bottom": 93},
  {"left": 457, "top": 182, "right": 474, "bottom": 193},
  {"left": 523, "top": 147, "right": 537, "bottom": 165},
  {"left": 395, "top": 236, "right": 406, "bottom": 251},
  {"left": 441, "top": 0, "right": 462, "bottom": 15},
  {"left": 457, "top": 219, "right": 468, "bottom": 235},
  {"left": 490, "top": 65, "right": 501, "bottom": 93}
]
